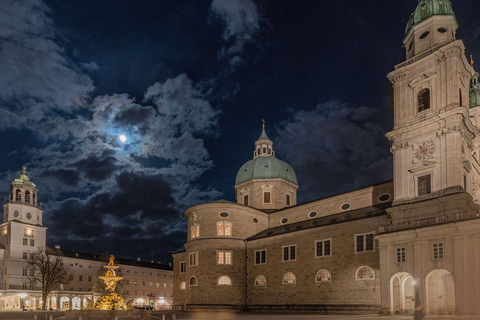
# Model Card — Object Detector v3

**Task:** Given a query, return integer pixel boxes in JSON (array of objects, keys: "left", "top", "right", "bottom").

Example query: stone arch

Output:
[
  {"left": 425, "top": 269, "right": 455, "bottom": 315},
  {"left": 71, "top": 297, "right": 81, "bottom": 310},
  {"left": 390, "top": 272, "right": 415, "bottom": 315},
  {"left": 60, "top": 296, "right": 70, "bottom": 310}
]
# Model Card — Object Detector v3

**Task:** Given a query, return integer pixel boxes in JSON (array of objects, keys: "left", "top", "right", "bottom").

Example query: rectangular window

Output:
[
  {"left": 191, "top": 224, "right": 200, "bottom": 239},
  {"left": 23, "top": 238, "right": 27, "bottom": 246},
  {"left": 134, "top": 281, "right": 137, "bottom": 285},
  {"left": 286, "top": 194, "right": 291, "bottom": 206},
  {"left": 88, "top": 276, "right": 92, "bottom": 282},
  {"left": 418, "top": 174, "right": 432, "bottom": 196},
  {"left": 22, "top": 252, "right": 27, "bottom": 259},
  {"left": 79, "top": 276, "right": 83, "bottom": 281},
  {"left": 464, "top": 175, "right": 467, "bottom": 191},
  {"left": 315, "top": 239, "right": 332, "bottom": 257},
  {"left": 217, "top": 251, "right": 233, "bottom": 265},
  {"left": 30, "top": 253, "right": 35, "bottom": 260},
  {"left": 30, "top": 269, "right": 34, "bottom": 276},
  {"left": 356, "top": 233, "right": 375, "bottom": 253},
  {"left": 433, "top": 242, "right": 444, "bottom": 260},
  {"left": 142, "top": 281, "right": 145, "bottom": 286},
  {"left": 243, "top": 195, "right": 248, "bottom": 206},
  {"left": 396, "top": 247, "right": 406, "bottom": 263},
  {"left": 189, "top": 252, "right": 198, "bottom": 267},
  {"left": 255, "top": 249, "right": 267, "bottom": 265},
  {"left": 22, "top": 268, "right": 27, "bottom": 276},
  {"left": 69, "top": 275, "right": 73, "bottom": 281},
  {"left": 264, "top": 192, "right": 271, "bottom": 204},
  {"left": 283, "top": 245, "right": 296, "bottom": 262},
  {"left": 149, "top": 281, "right": 153, "bottom": 287},
  {"left": 217, "top": 221, "right": 232, "bottom": 236},
  {"left": 180, "top": 261, "right": 186, "bottom": 273},
  {"left": 30, "top": 239, "right": 34, "bottom": 247}
]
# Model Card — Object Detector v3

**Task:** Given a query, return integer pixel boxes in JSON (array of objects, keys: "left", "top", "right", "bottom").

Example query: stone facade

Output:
[{"left": 173, "top": 0, "right": 480, "bottom": 316}]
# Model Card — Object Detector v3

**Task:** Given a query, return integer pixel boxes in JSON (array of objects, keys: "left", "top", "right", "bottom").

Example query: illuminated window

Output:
[
  {"left": 217, "top": 276, "right": 231, "bottom": 286},
  {"left": 255, "top": 275, "right": 266, "bottom": 287},
  {"left": 355, "top": 233, "right": 374, "bottom": 253},
  {"left": 2, "top": 228, "right": 7, "bottom": 236},
  {"left": 189, "top": 252, "right": 198, "bottom": 267},
  {"left": 149, "top": 281, "right": 152, "bottom": 287},
  {"left": 316, "top": 269, "right": 331, "bottom": 282},
  {"left": 191, "top": 224, "right": 200, "bottom": 239},
  {"left": 217, "top": 221, "right": 232, "bottom": 236},
  {"left": 263, "top": 192, "right": 271, "bottom": 204},
  {"left": 355, "top": 266, "right": 375, "bottom": 281},
  {"left": 189, "top": 277, "right": 198, "bottom": 287},
  {"left": 217, "top": 251, "right": 232, "bottom": 265},
  {"left": 180, "top": 281, "right": 186, "bottom": 290},
  {"left": 418, "top": 88, "right": 431, "bottom": 112},
  {"left": 432, "top": 242, "right": 444, "bottom": 260},
  {"left": 24, "top": 228, "right": 34, "bottom": 238},
  {"left": 396, "top": 247, "right": 406, "bottom": 263},
  {"left": 315, "top": 239, "right": 332, "bottom": 257},
  {"left": 283, "top": 272, "right": 296, "bottom": 285}
]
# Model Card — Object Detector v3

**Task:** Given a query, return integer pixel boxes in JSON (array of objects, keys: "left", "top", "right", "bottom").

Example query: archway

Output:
[
  {"left": 71, "top": 297, "right": 81, "bottom": 310},
  {"left": 426, "top": 269, "right": 455, "bottom": 315},
  {"left": 50, "top": 297, "right": 57, "bottom": 310},
  {"left": 60, "top": 297, "right": 70, "bottom": 310},
  {"left": 390, "top": 272, "right": 415, "bottom": 315}
]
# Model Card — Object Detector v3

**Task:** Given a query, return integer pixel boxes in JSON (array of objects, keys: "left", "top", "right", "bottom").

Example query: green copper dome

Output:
[
  {"left": 470, "top": 72, "right": 480, "bottom": 108},
  {"left": 405, "top": 0, "right": 455, "bottom": 36},
  {"left": 235, "top": 156, "right": 298, "bottom": 186}
]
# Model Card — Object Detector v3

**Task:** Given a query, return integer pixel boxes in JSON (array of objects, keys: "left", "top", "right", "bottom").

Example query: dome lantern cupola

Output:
[{"left": 235, "top": 122, "right": 298, "bottom": 211}]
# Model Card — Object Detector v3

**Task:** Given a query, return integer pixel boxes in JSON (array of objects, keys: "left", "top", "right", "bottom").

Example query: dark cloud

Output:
[
  {"left": 275, "top": 101, "right": 393, "bottom": 202},
  {"left": 75, "top": 156, "right": 119, "bottom": 182}
]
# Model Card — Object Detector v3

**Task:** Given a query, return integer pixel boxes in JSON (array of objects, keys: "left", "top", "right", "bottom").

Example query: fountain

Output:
[{"left": 93, "top": 255, "right": 127, "bottom": 310}]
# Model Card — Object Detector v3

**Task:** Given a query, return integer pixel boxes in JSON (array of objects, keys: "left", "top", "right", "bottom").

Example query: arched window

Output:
[
  {"left": 217, "top": 221, "right": 232, "bottom": 236},
  {"left": 25, "top": 191, "right": 30, "bottom": 203},
  {"left": 33, "top": 193, "right": 36, "bottom": 205},
  {"left": 217, "top": 276, "right": 232, "bottom": 286},
  {"left": 316, "top": 269, "right": 332, "bottom": 282},
  {"left": 180, "top": 281, "right": 186, "bottom": 290},
  {"left": 189, "top": 276, "right": 198, "bottom": 287},
  {"left": 15, "top": 189, "right": 21, "bottom": 202},
  {"left": 283, "top": 272, "right": 296, "bottom": 285},
  {"left": 355, "top": 266, "right": 375, "bottom": 281},
  {"left": 255, "top": 275, "right": 266, "bottom": 287},
  {"left": 418, "top": 88, "right": 430, "bottom": 112}
]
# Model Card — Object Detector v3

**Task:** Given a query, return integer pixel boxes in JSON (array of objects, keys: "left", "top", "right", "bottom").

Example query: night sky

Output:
[{"left": 1, "top": 0, "right": 480, "bottom": 264}]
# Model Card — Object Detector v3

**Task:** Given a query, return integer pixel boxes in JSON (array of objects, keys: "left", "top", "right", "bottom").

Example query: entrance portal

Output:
[
  {"left": 390, "top": 272, "right": 415, "bottom": 315},
  {"left": 426, "top": 269, "right": 455, "bottom": 315}
]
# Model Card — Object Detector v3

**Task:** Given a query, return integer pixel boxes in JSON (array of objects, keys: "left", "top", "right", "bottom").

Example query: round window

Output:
[
  {"left": 281, "top": 218, "right": 289, "bottom": 224},
  {"left": 26, "top": 212, "right": 32, "bottom": 220},
  {"left": 13, "top": 211, "right": 19, "bottom": 218},
  {"left": 308, "top": 212, "right": 318, "bottom": 219},
  {"left": 438, "top": 27, "right": 447, "bottom": 34},
  {"left": 378, "top": 194, "right": 392, "bottom": 202},
  {"left": 219, "top": 212, "right": 229, "bottom": 218},
  {"left": 419, "top": 31, "right": 430, "bottom": 39},
  {"left": 340, "top": 203, "right": 351, "bottom": 211},
  {"left": 253, "top": 218, "right": 259, "bottom": 224}
]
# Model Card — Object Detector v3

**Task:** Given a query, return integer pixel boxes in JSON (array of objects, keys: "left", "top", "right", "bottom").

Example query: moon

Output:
[{"left": 119, "top": 135, "right": 127, "bottom": 143}]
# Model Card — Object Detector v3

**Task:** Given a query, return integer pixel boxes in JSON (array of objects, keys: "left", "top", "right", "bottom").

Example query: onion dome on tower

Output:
[
  {"left": 235, "top": 121, "right": 298, "bottom": 211},
  {"left": 405, "top": 0, "right": 456, "bottom": 36}
]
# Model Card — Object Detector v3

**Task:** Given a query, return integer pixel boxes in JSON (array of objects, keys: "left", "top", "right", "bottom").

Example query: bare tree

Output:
[{"left": 25, "top": 247, "right": 70, "bottom": 310}]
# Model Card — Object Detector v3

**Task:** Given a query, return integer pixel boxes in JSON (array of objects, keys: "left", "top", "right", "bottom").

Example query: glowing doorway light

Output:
[{"left": 119, "top": 135, "right": 127, "bottom": 143}]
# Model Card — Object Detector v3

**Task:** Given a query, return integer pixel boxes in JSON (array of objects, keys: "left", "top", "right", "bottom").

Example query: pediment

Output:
[
  {"left": 409, "top": 72, "right": 437, "bottom": 88},
  {"left": 409, "top": 160, "right": 437, "bottom": 173}
]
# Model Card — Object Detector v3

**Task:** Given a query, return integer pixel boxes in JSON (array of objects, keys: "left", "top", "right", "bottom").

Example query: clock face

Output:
[{"left": 415, "top": 141, "right": 434, "bottom": 161}]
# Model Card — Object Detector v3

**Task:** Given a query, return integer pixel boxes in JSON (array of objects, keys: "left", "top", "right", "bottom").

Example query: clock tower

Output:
[{"left": 386, "top": 0, "right": 480, "bottom": 222}]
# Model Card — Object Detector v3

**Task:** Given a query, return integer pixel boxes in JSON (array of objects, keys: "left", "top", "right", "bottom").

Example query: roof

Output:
[
  {"left": 54, "top": 249, "right": 173, "bottom": 271},
  {"left": 247, "top": 203, "right": 391, "bottom": 241},
  {"left": 257, "top": 128, "right": 271, "bottom": 141},
  {"left": 405, "top": 0, "right": 455, "bottom": 36},
  {"left": 212, "top": 199, "right": 236, "bottom": 204},
  {"left": 236, "top": 156, "right": 298, "bottom": 186}
]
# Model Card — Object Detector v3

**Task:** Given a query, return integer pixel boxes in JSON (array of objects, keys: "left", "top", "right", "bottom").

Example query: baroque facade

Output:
[
  {"left": 173, "top": 0, "right": 480, "bottom": 316},
  {"left": 0, "top": 169, "right": 173, "bottom": 311}
]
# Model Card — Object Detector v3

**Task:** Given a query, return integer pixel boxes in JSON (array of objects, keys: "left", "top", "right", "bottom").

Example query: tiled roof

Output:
[
  {"left": 53, "top": 249, "right": 173, "bottom": 271},
  {"left": 247, "top": 203, "right": 391, "bottom": 241}
]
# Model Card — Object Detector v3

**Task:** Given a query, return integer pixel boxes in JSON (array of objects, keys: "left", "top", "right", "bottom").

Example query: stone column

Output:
[
  {"left": 464, "top": 235, "right": 476, "bottom": 315},
  {"left": 378, "top": 244, "right": 391, "bottom": 315},
  {"left": 412, "top": 240, "right": 426, "bottom": 309}
]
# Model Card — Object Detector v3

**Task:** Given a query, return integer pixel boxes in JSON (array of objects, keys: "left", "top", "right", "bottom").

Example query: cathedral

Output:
[{"left": 173, "top": 0, "right": 480, "bottom": 316}]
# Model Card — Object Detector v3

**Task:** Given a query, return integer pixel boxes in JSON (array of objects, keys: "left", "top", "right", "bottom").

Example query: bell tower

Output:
[{"left": 386, "top": 0, "right": 480, "bottom": 222}]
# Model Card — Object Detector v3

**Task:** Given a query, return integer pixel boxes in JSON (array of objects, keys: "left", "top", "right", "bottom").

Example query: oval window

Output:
[
  {"left": 219, "top": 212, "right": 229, "bottom": 218},
  {"left": 26, "top": 212, "right": 32, "bottom": 220},
  {"left": 13, "top": 211, "right": 19, "bottom": 218},
  {"left": 308, "top": 212, "right": 318, "bottom": 219},
  {"left": 419, "top": 31, "right": 430, "bottom": 39},
  {"left": 378, "top": 194, "right": 392, "bottom": 202},
  {"left": 253, "top": 218, "right": 259, "bottom": 224},
  {"left": 438, "top": 27, "right": 447, "bottom": 34},
  {"left": 281, "top": 218, "right": 289, "bottom": 224},
  {"left": 340, "top": 203, "right": 351, "bottom": 211}
]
